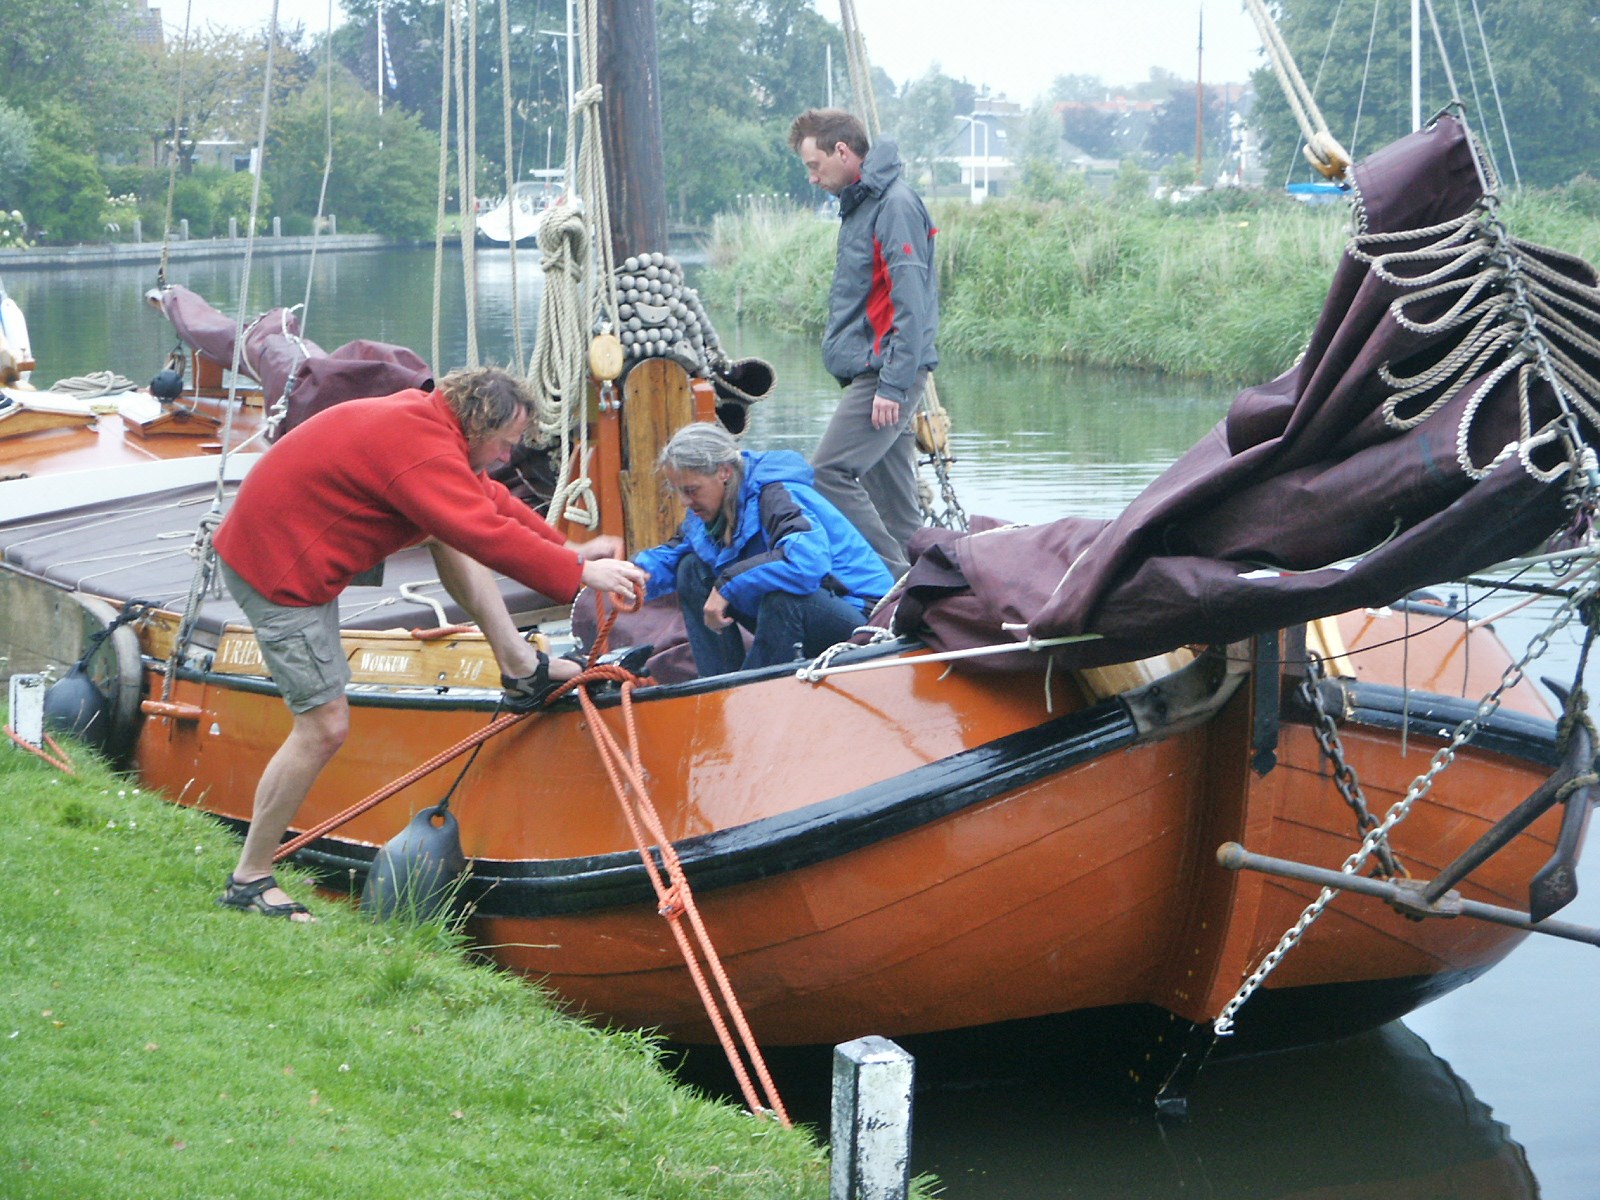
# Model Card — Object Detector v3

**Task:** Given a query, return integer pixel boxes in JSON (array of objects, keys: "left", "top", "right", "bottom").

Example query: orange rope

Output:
[
  {"left": 576, "top": 678, "right": 790, "bottom": 1126},
  {"left": 4, "top": 726, "right": 78, "bottom": 775},
  {"left": 272, "top": 709, "right": 528, "bottom": 861},
  {"left": 269, "top": 584, "right": 786, "bottom": 1122},
  {"left": 270, "top": 662, "right": 632, "bottom": 862}
]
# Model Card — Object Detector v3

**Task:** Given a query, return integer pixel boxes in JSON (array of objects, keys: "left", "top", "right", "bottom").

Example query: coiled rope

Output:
[{"left": 528, "top": 0, "right": 622, "bottom": 531}]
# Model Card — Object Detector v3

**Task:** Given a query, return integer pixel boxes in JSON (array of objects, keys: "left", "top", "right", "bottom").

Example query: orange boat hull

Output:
[{"left": 129, "top": 604, "right": 1566, "bottom": 1048}]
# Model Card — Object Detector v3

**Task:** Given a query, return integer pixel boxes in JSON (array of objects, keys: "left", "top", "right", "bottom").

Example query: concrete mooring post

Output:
[
  {"left": 831, "top": 1036, "right": 914, "bottom": 1200},
  {"left": 7, "top": 674, "right": 46, "bottom": 748}
]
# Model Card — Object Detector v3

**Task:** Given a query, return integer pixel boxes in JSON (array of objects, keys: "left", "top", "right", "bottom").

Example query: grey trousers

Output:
[{"left": 811, "top": 369, "right": 927, "bottom": 579}]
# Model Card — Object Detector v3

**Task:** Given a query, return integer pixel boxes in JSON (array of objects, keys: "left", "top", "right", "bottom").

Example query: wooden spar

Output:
[{"left": 593, "top": 0, "right": 683, "bottom": 552}]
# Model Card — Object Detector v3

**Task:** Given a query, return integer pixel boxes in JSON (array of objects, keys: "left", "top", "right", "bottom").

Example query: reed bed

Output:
[{"left": 702, "top": 181, "right": 1600, "bottom": 387}]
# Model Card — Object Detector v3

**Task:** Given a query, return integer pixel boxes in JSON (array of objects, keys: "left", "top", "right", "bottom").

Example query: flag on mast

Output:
[{"left": 377, "top": 2, "right": 398, "bottom": 92}]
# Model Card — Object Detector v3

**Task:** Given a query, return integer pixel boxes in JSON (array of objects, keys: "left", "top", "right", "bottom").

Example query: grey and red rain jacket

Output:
[{"left": 820, "top": 137, "right": 940, "bottom": 405}]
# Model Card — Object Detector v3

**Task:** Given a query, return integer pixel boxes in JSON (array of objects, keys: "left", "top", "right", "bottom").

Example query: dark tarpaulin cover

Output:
[
  {"left": 155, "top": 285, "right": 432, "bottom": 437},
  {"left": 892, "top": 116, "right": 1600, "bottom": 671}
]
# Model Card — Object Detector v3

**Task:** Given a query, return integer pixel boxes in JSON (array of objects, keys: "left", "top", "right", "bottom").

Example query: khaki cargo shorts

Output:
[{"left": 217, "top": 559, "right": 351, "bottom": 713}]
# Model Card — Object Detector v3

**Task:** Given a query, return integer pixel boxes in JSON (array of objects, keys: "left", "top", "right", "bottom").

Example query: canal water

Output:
[{"left": 9, "top": 247, "right": 1599, "bottom": 1199}]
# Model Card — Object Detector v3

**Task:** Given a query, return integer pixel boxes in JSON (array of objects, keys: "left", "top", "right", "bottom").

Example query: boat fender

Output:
[
  {"left": 42, "top": 662, "right": 113, "bottom": 752},
  {"left": 361, "top": 804, "right": 468, "bottom": 922},
  {"left": 149, "top": 368, "right": 184, "bottom": 403}
]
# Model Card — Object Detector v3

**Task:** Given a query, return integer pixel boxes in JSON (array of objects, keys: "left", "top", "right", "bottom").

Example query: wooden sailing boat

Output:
[{"left": 4, "top": 1, "right": 1599, "bottom": 1074}]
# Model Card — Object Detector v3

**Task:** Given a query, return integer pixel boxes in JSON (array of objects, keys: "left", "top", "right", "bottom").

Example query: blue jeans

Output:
[{"left": 675, "top": 555, "right": 867, "bottom": 676}]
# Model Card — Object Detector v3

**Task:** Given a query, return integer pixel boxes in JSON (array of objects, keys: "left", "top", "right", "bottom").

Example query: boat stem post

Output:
[{"left": 831, "top": 1036, "right": 914, "bottom": 1200}]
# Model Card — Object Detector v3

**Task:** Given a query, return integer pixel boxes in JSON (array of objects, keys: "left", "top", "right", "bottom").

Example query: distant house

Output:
[
  {"left": 940, "top": 93, "right": 1025, "bottom": 203},
  {"left": 121, "top": 0, "right": 165, "bottom": 48},
  {"left": 1054, "top": 94, "right": 1160, "bottom": 169}
]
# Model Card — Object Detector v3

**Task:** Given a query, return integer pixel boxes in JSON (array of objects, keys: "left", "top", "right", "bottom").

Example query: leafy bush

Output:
[
  {"left": 14, "top": 140, "right": 105, "bottom": 243},
  {"left": 0, "top": 101, "right": 36, "bottom": 213},
  {"left": 210, "top": 168, "right": 270, "bottom": 236},
  {"left": 168, "top": 176, "right": 218, "bottom": 239}
]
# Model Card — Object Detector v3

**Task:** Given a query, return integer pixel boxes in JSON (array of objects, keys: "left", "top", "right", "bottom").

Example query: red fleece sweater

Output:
[{"left": 214, "top": 388, "right": 583, "bottom": 607}]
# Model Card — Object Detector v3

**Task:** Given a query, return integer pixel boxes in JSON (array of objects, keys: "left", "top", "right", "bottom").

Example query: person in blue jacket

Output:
[{"left": 634, "top": 422, "right": 894, "bottom": 677}]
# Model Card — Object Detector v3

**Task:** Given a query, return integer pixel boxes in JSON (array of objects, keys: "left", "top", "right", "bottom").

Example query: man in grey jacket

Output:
[{"left": 788, "top": 108, "right": 939, "bottom": 579}]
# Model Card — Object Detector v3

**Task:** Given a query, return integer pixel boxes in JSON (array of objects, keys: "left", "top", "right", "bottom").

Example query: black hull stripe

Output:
[
  {"left": 1329, "top": 680, "right": 1562, "bottom": 767},
  {"left": 233, "top": 675, "right": 1559, "bottom": 921}
]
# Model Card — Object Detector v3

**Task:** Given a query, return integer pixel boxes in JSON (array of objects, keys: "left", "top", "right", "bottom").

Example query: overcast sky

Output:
[{"left": 162, "top": 0, "right": 1268, "bottom": 104}]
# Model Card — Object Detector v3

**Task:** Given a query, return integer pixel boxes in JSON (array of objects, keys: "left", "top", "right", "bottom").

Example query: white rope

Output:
[
  {"left": 795, "top": 630, "right": 1104, "bottom": 684},
  {"left": 430, "top": 0, "right": 454, "bottom": 373},
  {"left": 452, "top": 0, "right": 480, "bottom": 366},
  {"left": 212, "top": 5, "right": 279, "bottom": 493},
  {"left": 838, "top": 0, "right": 881, "bottom": 139},
  {"left": 1243, "top": 0, "right": 1351, "bottom": 179},
  {"left": 1468, "top": 0, "right": 1519, "bottom": 188},
  {"left": 1448, "top": 0, "right": 1502, "bottom": 188},
  {"left": 526, "top": 0, "right": 622, "bottom": 532},
  {"left": 498, "top": 0, "right": 525, "bottom": 368}
]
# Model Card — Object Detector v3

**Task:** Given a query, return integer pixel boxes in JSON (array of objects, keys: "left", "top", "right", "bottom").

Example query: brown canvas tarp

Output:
[
  {"left": 154, "top": 285, "right": 432, "bottom": 437},
  {"left": 892, "top": 116, "right": 1600, "bottom": 670}
]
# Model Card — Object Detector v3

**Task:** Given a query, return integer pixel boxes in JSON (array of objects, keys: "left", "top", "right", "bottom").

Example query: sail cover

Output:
[
  {"left": 892, "top": 115, "right": 1600, "bottom": 671},
  {"left": 153, "top": 284, "right": 432, "bottom": 438}
]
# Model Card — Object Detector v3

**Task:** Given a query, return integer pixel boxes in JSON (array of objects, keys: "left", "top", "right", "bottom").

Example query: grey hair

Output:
[
  {"left": 659, "top": 422, "right": 743, "bottom": 540},
  {"left": 657, "top": 422, "right": 742, "bottom": 475}
]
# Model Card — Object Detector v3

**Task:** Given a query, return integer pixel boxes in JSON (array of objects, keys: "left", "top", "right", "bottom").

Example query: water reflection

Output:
[
  {"left": 11, "top": 247, "right": 1598, "bottom": 1199},
  {"left": 911, "top": 1024, "right": 1534, "bottom": 1200}
]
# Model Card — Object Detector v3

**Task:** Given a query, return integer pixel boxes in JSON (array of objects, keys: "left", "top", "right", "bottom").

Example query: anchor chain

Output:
[
  {"left": 1299, "top": 653, "right": 1404, "bottom": 880},
  {"left": 1213, "top": 555, "right": 1600, "bottom": 1037},
  {"left": 921, "top": 443, "right": 969, "bottom": 531}
]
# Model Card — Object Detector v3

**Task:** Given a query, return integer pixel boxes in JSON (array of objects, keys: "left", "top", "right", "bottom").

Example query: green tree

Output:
[
  {"left": 266, "top": 68, "right": 440, "bottom": 239},
  {"left": 896, "top": 68, "right": 962, "bottom": 190},
  {"left": 15, "top": 146, "right": 105, "bottom": 244},
  {"left": 1146, "top": 84, "right": 1233, "bottom": 169},
  {"left": 1015, "top": 100, "right": 1063, "bottom": 164},
  {"left": 0, "top": 102, "right": 36, "bottom": 214},
  {"left": 335, "top": 0, "right": 568, "bottom": 195},
  {"left": 1112, "top": 157, "right": 1151, "bottom": 206},
  {"left": 1251, "top": 0, "right": 1600, "bottom": 188},
  {"left": 0, "top": 0, "right": 165, "bottom": 160},
  {"left": 656, "top": 0, "right": 844, "bottom": 222},
  {"left": 155, "top": 26, "right": 317, "bottom": 175},
  {"left": 1050, "top": 74, "right": 1109, "bottom": 103},
  {"left": 1061, "top": 103, "right": 1119, "bottom": 159}
]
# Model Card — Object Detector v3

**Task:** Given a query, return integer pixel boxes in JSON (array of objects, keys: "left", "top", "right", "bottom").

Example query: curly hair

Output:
[{"left": 437, "top": 365, "right": 536, "bottom": 442}]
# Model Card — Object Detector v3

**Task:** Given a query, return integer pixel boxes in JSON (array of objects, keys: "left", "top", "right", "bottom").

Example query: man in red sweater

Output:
[{"left": 212, "top": 365, "right": 645, "bottom": 920}]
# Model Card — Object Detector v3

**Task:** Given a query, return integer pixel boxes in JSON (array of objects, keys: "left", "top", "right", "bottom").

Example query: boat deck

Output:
[{"left": 0, "top": 466, "right": 561, "bottom": 641}]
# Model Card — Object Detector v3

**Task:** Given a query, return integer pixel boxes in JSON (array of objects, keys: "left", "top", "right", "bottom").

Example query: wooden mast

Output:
[
  {"left": 597, "top": 0, "right": 668, "bottom": 258},
  {"left": 594, "top": 0, "right": 689, "bottom": 553}
]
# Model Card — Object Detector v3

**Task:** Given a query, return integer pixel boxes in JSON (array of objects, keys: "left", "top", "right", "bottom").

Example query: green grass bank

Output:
[
  {"left": 701, "top": 181, "right": 1600, "bottom": 385},
  {"left": 0, "top": 732, "right": 867, "bottom": 1199}
]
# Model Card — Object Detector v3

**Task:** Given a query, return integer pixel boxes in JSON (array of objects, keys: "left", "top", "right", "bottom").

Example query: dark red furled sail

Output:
[{"left": 895, "top": 115, "right": 1600, "bottom": 670}]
